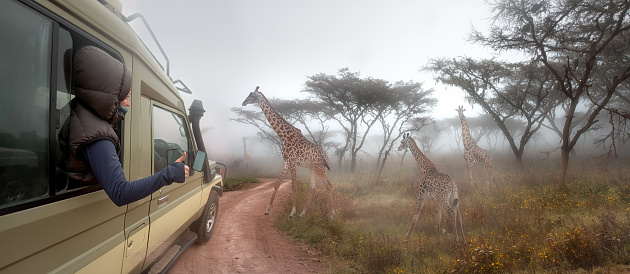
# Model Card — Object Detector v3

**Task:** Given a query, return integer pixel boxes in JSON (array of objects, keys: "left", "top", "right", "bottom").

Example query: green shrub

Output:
[{"left": 223, "top": 177, "right": 260, "bottom": 191}]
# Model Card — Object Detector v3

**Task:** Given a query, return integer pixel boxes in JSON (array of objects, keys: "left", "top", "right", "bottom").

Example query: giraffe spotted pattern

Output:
[
  {"left": 242, "top": 86, "right": 335, "bottom": 218},
  {"left": 399, "top": 133, "right": 466, "bottom": 243},
  {"left": 456, "top": 106, "right": 495, "bottom": 189}
]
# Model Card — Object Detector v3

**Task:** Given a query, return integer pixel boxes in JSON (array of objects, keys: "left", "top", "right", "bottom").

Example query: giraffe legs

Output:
[
  {"left": 435, "top": 205, "right": 442, "bottom": 243},
  {"left": 437, "top": 198, "right": 467, "bottom": 244},
  {"left": 449, "top": 205, "right": 467, "bottom": 244},
  {"left": 405, "top": 199, "right": 426, "bottom": 238},
  {"left": 325, "top": 178, "right": 335, "bottom": 219},
  {"left": 265, "top": 162, "right": 292, "bottom": 216},
  {"left": 288, "top": 164, "right": 298, "bottom": 218},
  {"left": 300, "top": 165, "right": 335, "bottom": 219},
  {"left": 467, "top": 163, "right": 474, "bottom": 187},
  {"left": 457, "top": 205, "right": 466, "bottom": 244},
  {"left": 442, "top": 201, "right": 463, "bottom": 244},
  {"left": 300, "top": 168, "right": 318, "bottom": 218}
]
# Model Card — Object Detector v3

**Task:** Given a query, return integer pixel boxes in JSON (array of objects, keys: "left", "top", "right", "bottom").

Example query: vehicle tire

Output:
[{"left": 191, "top": 189, "right": 219, "bottom": 244}]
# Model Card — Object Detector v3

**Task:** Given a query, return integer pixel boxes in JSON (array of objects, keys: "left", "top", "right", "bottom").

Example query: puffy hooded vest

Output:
[{"left": 59, "top": 46, "right": 132, "bottom": 184}]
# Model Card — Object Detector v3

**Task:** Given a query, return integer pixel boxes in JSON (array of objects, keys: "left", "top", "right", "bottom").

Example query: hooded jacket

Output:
[
  {"left": 59, "top": 46, "right": 185, "bottom": 206},
  {"left": 59, "top": 45, "right": 131, "bottom": 184}
]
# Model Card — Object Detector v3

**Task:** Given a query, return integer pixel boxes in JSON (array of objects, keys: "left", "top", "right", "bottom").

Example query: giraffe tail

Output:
[
  {"left": 323, "top": 159, "right": 331, "bottom": 171},
  {"left": 452, "top": 188, "right": 459, "bottom": 207}
]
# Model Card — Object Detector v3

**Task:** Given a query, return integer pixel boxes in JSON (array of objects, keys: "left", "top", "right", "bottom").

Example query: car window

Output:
[
  {"left": 153, "top": 106, "right": 189, "bottom": 172},
  {"left": 0, "top": 0, "right": 53, "bottom": 209},
  {"left": 0, "top": 0, "right": 124, "bottom": 213}
]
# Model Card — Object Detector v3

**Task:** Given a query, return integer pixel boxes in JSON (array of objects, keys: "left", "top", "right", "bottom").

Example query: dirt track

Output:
[{"left": 168, "top": 179, "right": 326, "bottom": 273}]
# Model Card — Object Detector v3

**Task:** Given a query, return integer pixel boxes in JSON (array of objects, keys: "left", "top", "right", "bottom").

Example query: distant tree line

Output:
[
  {"left": 441, "top": 0, "right": 630, "bottom": 185},
  {"left": 232, "top": 68, "right": 436, "bottom": 174},
  {"left": 231, "top": 0, "right": 630, "bottom": 186}
]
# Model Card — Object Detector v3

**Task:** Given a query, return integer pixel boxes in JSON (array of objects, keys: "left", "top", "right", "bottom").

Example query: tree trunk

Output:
[
  {"left": 514, "top": 151, "right": 523, "bottom": 170},
  {"left": 558, "top": 145, "right": 570, "bottom": 188},
  {"left": 376, "top": 149, "right": 389, "bottom": 181},
  {"left": 514, "top": 155, "right": 522, "bottom": 169},
  {"left": 350, "top": 152, "right": 357, "bottom": 174}
]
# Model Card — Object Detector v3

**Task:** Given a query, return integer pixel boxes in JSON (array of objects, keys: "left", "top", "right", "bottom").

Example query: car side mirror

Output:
[{"left": 193, "top": 151, "right": 206, "bottom": 172}]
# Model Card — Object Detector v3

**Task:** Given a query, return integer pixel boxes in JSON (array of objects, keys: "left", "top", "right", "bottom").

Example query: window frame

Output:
[
  {"left": 151, "top": 102, "right": 192, "bottom": 174},
  {"left": 0, "top": 0, "right": 127, "bottom": 216}
]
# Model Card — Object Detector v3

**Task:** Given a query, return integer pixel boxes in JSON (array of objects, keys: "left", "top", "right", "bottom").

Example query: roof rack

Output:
[{"left": 120, "top": 10, "right": 193, "bottom": 95}]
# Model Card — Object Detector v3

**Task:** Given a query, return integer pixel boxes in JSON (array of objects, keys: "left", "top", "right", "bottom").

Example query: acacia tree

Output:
[
  {"left": 230, "top": 98, "right": 339, "bottom": 156},
  {"left": 589, "top": 44, "right": 630, "bottom": 164},
  {"left": 407, "top": 117, "right": 438, "bottom": 152},
  {"left": 229, "top": 107, "right": 283, "bottom": 154},
  {"left": 472, "top": 113, "right": 508, "bottom": 150},
  {"left": 426, "top": 58, "right": 558, "bottom": 167},
  {"left": 270, "top": 98, "right": 339, "bottom": 152},
  {"left": 441, "top": 117, "right": 465, "bottom": 152},
  {"left": 464, "top": 114, "right": 498, "bottom": 145},
  {"left": 374, "top": 81, "right": 436, "bottom": 171},
  {"left": 303, "top": 68, "right": 393, "bottom": 173},
  {"left": 470, "top": 0, "right": 630, "bottom": 184}
]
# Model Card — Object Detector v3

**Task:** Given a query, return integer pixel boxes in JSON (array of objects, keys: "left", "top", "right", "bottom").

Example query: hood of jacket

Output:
[
  {"left": 58, "top": 46, "right": 131, "bottom": 185},
  {"left": 73, "top": 46, "right": 131, "bottom": 123}
]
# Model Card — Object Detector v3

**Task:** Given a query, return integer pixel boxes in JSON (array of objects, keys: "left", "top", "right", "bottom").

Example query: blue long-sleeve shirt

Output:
[{"left": 81, "top": 139, "right": 186, "bottom": 206}]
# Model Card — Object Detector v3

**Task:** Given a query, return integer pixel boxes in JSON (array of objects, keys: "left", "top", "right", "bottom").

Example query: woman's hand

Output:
[{"left": 175, "top": 152, "right": 189, "bottom": 180}]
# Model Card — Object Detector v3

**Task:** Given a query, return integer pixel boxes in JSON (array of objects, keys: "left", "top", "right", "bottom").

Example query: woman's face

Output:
[{"left": 120, "top": 90, "right": 131, "bottom": 107}]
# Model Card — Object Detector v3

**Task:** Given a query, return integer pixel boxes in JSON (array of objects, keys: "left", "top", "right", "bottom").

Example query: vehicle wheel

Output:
[{"left": 192, "top": 189, "right": 219, "bottom": 244}]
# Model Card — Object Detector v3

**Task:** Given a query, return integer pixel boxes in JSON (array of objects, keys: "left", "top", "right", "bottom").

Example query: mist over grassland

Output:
[{"left": 226, "top": 145, "right": 630, "bottom": 273}]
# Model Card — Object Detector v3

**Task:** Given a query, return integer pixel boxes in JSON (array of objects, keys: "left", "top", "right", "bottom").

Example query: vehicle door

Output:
[{"left": 143, "top": 100, "right": 203, "bottom": 265}]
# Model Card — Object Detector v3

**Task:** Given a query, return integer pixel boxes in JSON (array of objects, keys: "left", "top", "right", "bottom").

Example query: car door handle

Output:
[{"left": 158, "top": 195, "right": 170, "bottom": 205}]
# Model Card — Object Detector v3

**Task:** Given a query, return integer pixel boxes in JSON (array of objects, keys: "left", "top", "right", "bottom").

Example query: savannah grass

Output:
[
  {"left": 223, "top": 177, "right": 260, "bottom": 191},
  {"left": 275, "top": 158, "right": 630, "bottom": 273}
]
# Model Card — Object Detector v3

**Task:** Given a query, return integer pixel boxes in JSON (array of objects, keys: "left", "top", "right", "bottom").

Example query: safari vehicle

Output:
[{"left": 0, "top": 0, "right": 225, "bottom": 273}]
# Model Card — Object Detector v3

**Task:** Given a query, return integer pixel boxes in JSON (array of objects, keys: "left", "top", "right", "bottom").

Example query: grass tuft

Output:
[{"left": 223, "top": 177, "right": 260, "bottom": 191}]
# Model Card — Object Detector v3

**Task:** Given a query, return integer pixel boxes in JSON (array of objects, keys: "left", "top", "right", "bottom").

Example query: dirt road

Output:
[{"left": 168, "top": 179, "right": 326, "bottom": 273}]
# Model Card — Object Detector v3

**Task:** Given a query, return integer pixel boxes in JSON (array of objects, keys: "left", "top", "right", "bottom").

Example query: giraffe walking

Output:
[
  {"left": 398, "top": 133, "right": 466, "bottom": 243},
  {"left": 242, "top": 86, "right": 335, "bottom": 218},
  {"left": 242, "top": 137, "right": 251, "bottom": 169},
  {"left": 456, "top": 106, "right": 495, "bottom": 189}
]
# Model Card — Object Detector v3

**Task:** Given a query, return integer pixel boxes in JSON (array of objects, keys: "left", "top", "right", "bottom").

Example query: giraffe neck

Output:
[
  {"left": 256, "top": 93, "right": 301, "bottom": 143},
  {"left": 407, "top": 137, "right": 437, "bottom": 173},
  {"left": 458, "top": 114, "right": 475, "bottom": 151}
]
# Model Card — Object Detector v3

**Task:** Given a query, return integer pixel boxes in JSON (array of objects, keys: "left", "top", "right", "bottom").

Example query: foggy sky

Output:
[{"left": 122, "top": 0, "right": 496, "bottom": 160}]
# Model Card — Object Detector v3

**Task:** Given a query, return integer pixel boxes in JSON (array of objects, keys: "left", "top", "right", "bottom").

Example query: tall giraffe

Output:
[
  {"left": 398, "top": 133, "right": 466, "bottom": 243},
  {"left": 456, "top": 106, "right": 495, "bottom": 189},
  {"left": 242, "top": 137, "right": 251, "bottom": 169},
  {"left": 242, "top": 86, "right": 335, "bottom": 218}
]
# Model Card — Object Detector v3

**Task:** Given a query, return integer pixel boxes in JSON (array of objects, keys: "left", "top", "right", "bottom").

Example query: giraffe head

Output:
[
  {"left": 398, "top": 133, "right": 412, "bottom": 151},
  {"left": 455, "top": 105, "right": 466, "bottom": 117},
  {"left": 242, "top": 86, "right": 263, "bottom": 106}
]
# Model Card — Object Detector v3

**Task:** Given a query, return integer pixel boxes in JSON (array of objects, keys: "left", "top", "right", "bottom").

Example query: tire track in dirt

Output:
[{"left": 168, "top": 179, "right": 325, "bottom": 273}]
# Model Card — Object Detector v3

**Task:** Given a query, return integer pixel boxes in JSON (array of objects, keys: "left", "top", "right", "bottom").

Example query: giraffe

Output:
[
  {"left": 456, "top": 106, "right": 495, "bottom": 189},
  {"left": 398, "top": 133, "right": 466, "bottom": 243},
  {"left": 242, "top": 137, "right": 251, "bottom": 169},
  {"left": 242, "top": 86, "right": 335, "bottom": 218}
]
